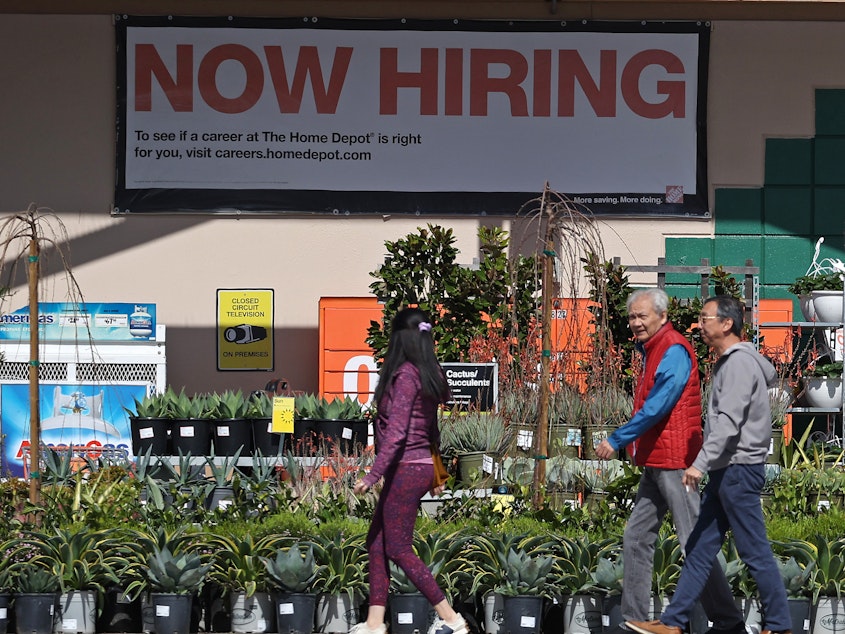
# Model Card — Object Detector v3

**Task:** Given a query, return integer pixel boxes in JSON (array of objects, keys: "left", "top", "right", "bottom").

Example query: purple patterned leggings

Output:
[{"left": 366, "top": 462, "right": 445, "bottom": 607}]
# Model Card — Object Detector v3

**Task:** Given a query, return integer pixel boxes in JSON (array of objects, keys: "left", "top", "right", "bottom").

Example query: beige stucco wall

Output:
[{"left": 0, "top": 15, "right": 840, "bottom": 393}]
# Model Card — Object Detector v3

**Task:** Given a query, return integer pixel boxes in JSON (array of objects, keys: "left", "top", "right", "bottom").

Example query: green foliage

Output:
[
  {"left": 549, "top": 535, "right": 616, "bottom": 595},
  {"left": 246, "top": 391, "right": 274, "bottom": 418},
  {"left": 213, "top": 389, "right": 250, "bottom": 419},
  {"left": 788, "top": 272, "right": 844, "bottom": 295},
  {"left": 294, "top": 393, "right": 364, "bottom": 420},
  {"left": 146, "top": 546, "right": 212, "bottom": 595},
  {"left": 366, "top": 224, "right": 538, "bottom": 364},
  {"left": 13, "top": 567, "right": 60, "bottom": 593},
  {"left": 582, "top": 253, "right": 634, "bottom": 389},
  {"left": 806, "top": 535, "right": 845, "bottom": 601},
  {"left": 803, "top": 361, "right": 844, "bottom": 378},
  {"left": 206, "top": 532, "right": 286, "bottom": 597},
  {"left": 262, "top": 543, "right": 318, "bottom": 593},
  {"left": 439, "top": 411, "right": 511, "bottom": 455},
  {"left": 126, "top": 391, "right": 169, "bottom": 418},
  {"left": 5, "top": 527, "right": 118, "bottom": 593},
  {"left": 591, "top": 555, "right": 625, "bottom": 596},
  {"left": 772, "top": 538, "right": 816, "bottom": 598},
  {"left": 651, "top": 529, "right": 682, "bottom": 597},
  {"left": 312, "top": 532, "right": 368, "bottom": 599},
  {"left": 495, "top": 546, "right": 554, "bottom": 597}
]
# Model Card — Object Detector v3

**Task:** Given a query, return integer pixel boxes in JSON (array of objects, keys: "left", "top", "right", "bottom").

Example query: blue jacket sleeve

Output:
[{"left": 606, "top": 344, "right": 692, "bottom": 451}]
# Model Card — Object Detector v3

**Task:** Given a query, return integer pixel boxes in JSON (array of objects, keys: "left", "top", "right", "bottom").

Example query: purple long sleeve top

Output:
[{"left": 362, "top": 361, "right": 440, "bottom": 487}]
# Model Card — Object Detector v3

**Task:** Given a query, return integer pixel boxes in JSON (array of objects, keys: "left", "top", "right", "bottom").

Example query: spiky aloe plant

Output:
[{"left": 262, "top": 544, "right": 318, "bottom": 593}]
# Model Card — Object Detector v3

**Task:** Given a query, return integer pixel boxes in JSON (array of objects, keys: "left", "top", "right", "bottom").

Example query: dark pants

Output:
[
  {"left": 366, "top": 462, "right": 444, "bottom": 607},
  {"left": 660, "top": 464, "right": 791, "bottom": 632}
]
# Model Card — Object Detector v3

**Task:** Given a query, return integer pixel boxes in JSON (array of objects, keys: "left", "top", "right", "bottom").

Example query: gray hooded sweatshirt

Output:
[{"left": 692, "top": 342, "right": 778, "bottom": 473}]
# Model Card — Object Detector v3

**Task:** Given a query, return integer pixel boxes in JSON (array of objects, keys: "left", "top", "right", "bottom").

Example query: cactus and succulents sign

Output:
[{"left": 443, "top": 362, "right": 498, "bottom": 411}]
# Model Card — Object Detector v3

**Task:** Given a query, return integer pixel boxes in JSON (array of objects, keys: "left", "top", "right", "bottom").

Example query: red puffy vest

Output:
[{"left": 627, "top": 322, "right": 703, "bottom": 468}]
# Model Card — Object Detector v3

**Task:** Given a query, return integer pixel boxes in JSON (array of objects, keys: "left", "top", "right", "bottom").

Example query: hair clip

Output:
[{"left": 418, "top": 322, "right": 432, "bottom": 332}]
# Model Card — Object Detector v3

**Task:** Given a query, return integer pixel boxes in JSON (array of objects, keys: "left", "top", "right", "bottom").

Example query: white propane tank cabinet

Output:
[{"left": 0, "top": 302, "right": 166, "bottom": 477}]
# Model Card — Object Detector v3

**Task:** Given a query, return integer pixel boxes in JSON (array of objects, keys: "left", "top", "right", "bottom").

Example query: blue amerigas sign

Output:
[{"left": 0, "top": 302, "right": 157, "bottom": 342}]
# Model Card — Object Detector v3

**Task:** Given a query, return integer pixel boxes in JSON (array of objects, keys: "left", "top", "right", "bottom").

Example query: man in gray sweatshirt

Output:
[{"left": 627, "top": 295, "right": 792, "bottom": 634}]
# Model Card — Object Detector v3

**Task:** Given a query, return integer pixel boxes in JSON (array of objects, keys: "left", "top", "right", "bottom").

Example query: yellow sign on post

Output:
[
  {"left": 272, "top": 397, "right": 295, "bottom": 434},
  {"left": 217, "top": 289, "right": 274, "bottom": 371}
]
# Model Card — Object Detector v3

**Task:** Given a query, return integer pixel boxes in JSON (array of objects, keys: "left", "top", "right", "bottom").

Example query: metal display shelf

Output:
[{"left": 760, "top": 308, "right": 844, "bottom": 448}]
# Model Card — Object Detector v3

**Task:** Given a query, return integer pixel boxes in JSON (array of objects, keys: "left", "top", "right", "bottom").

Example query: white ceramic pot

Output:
[
  {"left": 811, "top": 290, "right": 845, "bottom": 323},
  {"left": 803, "top": 377, "right": 843, "bottom": 408},
  {"left": 799, "top": 294, "right": 816, "bottom": 321}
]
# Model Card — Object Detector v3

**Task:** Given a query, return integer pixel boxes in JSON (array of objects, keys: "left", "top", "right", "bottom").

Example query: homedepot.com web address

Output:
[{"left": 265, "top": 148, "right": 372, "bottom": 161}]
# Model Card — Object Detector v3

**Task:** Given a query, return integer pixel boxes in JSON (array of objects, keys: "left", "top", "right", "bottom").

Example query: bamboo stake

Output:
[{"left": 28, "top": 233, "right": 41, "bottom": 506}]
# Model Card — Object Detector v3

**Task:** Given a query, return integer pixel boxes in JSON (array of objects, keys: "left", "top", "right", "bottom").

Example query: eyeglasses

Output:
[{"left": 698, "top": 314, "right": 721, "bottom": 323}]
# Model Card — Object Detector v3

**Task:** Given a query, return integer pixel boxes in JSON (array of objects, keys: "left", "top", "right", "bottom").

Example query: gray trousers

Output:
[{"left": 621, "top": 467, "right": 743, "bottom": 628}]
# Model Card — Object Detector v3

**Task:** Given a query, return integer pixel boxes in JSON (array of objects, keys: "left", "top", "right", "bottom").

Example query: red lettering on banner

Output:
[
  {"left": 264, "top": 45, "right": 353, "bottom": 114},
  {"left": 381, "top": 47, "right": 686, "bottom": 118},
  {"left": 533, "top": 50, "right": 552, "bottom": 117},
  {"left": 134, "top": 43, "right": 352, "bottom": 114},
  {"left": 134, "top": 42, "right": 687, "bottom": 119},
  {"left": 135, "top": 43, "right": 193, "bottom": 112},
  {"left": 621, "top": 49, "right": 685, "bottom": 118},
  {"left": 444, "top": 48, "right": 463, "bottom": 116},
  {"left": 379, "top": 48, "right": 439, "bottom": 115},
  {"left": 558, "top": 49, "right": 617, "bottom": 117},
  {"left": 470, "top": 49, "right": 529, "bottom": 117},
  {"left": 199, "top": 44, "right": 264, "bottom": 114}
]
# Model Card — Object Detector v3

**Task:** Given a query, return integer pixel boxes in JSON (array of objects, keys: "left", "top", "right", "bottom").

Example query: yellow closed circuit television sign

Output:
[{"left": 217, "top": 289, "right": 274, "bottom": 371}]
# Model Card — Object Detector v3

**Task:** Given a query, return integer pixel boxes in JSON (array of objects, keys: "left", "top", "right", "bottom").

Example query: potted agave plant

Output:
[
  {"left": 312, "top": 533, "right": 369, "bottom": 634},
  {"left": 262, "top": 542, "right": 319, "bottom": 634},
  {"left": 439, "top": 410, "right": 510, "bottom": 487},
  {"left": 210, "top": 389, "right": 253, "bottom": 457},
  {"left": 293, "top": 394, "right": 367, "bottom": 455},
  {"left": 247, "top": 391, "right": 284, "bottom": 456},
  {"left": 144, "top": 545, "right": 212, "bottom": 634},
  {"left": 207, "top": 532, "right": 286, "bottom": 633},
  {"left": 495, "top": 546, "right": 554, "bottom": 634},
  {"left": 126, "top": 390, "right": 171, "bottom": 456},
  {"left": 0, "top": 556, "right": 15, "bottom": 634}
]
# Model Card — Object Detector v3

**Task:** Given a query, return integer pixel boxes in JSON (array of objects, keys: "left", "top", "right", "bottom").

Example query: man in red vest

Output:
[
  {"left": 595, "top": 288, "right": 745, "bottom": 634},
  {"left": 626, "top": 296, "right": 791, "bottom": 634}
]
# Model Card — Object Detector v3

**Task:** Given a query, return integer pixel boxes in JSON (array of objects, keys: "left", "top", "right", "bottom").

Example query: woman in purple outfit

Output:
[{"left": 352, "top": 307, "right": 470, "bottom": 634}]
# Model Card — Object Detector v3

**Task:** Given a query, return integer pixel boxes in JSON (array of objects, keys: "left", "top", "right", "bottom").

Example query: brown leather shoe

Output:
[{"left": 627, "top": 621, "right": 683, "bottom": 634}]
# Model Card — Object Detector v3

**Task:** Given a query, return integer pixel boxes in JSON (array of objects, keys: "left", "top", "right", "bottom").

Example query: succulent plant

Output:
[
  {"left": 213, "top": 389, "right": 250, "bottom": 419},
  {"left": 146, "top": 546, "right": 212, "bottom": 595},
  {"left": 294, "top": 394, "right": 364, "bottom": 420},
  {"left": 262, "top": 543, "right": 318, "bottom": 593},
  {"left": 494, "top": 546, "right": 553, "bottom": 597}
]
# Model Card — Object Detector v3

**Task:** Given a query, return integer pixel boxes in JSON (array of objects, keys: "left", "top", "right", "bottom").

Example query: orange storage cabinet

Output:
[{"left": 319, "top": 297, "right": 383, "bottom": 406}]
